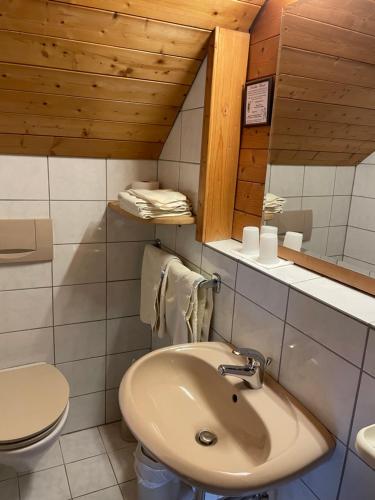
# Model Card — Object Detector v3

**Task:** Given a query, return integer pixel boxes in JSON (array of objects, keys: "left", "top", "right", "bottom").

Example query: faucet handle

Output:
[{"left": 232, "top": 348, "right": 272, "bottom": 368}]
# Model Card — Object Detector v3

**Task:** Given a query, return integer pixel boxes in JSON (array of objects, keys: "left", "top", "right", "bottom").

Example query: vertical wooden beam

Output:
[{"left": 196, "top": 27, "right": 250, "bottom": 242}]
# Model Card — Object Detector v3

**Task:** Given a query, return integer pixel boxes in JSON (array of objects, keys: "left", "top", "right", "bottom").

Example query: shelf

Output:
[{"left": 108, "top": 201, "right": 196, "bottom": 225}]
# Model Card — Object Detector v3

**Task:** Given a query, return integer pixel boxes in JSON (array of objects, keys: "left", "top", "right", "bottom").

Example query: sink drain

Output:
[{"left": 196, "top": 430, "right": 218, "bottom": 446}]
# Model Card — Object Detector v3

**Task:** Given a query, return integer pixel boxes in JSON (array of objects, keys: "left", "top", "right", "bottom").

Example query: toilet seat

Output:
[{"left": 0, "top": 363, "right": 69, "bottom": 450}]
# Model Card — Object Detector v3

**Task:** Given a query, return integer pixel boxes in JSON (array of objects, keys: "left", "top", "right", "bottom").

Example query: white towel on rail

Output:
[
  {"left": 140, "top": 244, "right": 180, "bottom": 331},
  {"left": 158, "top": 260, "right": 213, "bottom": 344}
]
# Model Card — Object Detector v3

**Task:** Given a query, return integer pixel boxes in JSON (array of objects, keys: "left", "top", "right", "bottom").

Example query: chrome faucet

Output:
[{"left": 218, "top": 348, "right": 272, "bottom": 390}]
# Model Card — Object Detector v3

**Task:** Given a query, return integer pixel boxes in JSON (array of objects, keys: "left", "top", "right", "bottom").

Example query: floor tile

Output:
[
  {"left": 0, "top": 463, "right": 17, "bottom": 481},
  {"left": 66, "top": 454, "right": 116, "bottom": 498},
  {"left": 18, "top": 441, "right": 64, "bottom": 474},
  {"left": 119, "top": 480, "right": 137, "bottom": 500},
  {"left": 74, "top": 485, "right": 123, "bottom": 499},
  {"left": 108, "top": 444, "right": 137, "bottom": 484},
  {"left": 60, "top": 428, "right": 105, "bottom": 464},
  {"left": 99, "top": 423, "right": 132, "bottom": 454},
  {"left": 19, "top": 466, "right": 71, "bottom": 500},
  {"left": 0, "top": 478, "right": 19, "bottom": 500}
]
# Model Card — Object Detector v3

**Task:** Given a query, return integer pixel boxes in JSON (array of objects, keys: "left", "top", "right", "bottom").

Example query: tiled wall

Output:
[
  {"left": 156, "top": 63, "right": 375, "bottom": 498},
  {"left": 266, "top": 164, "right": 355, "bottom": 259},
  {"left": 344, "top": 152, "right": 375, "bottom": 276},
  {"left": 0, "top": 155, "right": 157, "bottom": 432}
]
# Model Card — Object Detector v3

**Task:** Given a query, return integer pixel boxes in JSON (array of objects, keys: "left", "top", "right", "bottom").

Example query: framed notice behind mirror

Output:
[{"left": 243, "top": 77, "right": 273, "bottom": 127}]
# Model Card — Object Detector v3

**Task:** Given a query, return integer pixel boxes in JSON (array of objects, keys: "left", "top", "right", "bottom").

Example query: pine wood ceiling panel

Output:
[
  {"left": 55, "top": 0, "right": 264, "bottom": 31},
  {"left": 0, "top": 31, "right": 200, "bottom": 85},
  {"left": 0, "top": 134, "right": 163, "bottom": 158},
  {"left": 0, "top": 63, "right": 189, "bottom": 106},
  {"left": 0, "top": 89, "right": 179, "bottom": 125},
  {"left": 1, "top": 0, "right": 210, "bottom": 59}
]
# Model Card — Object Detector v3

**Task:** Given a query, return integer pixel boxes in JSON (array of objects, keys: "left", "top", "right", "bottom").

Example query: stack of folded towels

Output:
[
  {"left": 263, "top": 192, "right": 286, "bottom": 215},
  {"left": 118, "top": 189, "right": 193, "bottom": 219}
]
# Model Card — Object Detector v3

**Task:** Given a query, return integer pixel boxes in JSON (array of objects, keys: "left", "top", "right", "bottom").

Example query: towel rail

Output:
[{"left": 154, "top": 239, "right": 221, "bottom": 293}]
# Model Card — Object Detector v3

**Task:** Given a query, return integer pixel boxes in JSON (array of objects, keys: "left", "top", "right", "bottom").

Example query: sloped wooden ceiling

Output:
[
  {"left": 270, "top": 0, "right": 375, "bottom": 165},
  {"left": 0, "top": 0, "right": 265, "bottom": 158}
]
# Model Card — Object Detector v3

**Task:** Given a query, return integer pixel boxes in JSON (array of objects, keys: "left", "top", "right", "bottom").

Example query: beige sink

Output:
[{"left": 119, "top": 342, "right": 334, "bottom": 496}]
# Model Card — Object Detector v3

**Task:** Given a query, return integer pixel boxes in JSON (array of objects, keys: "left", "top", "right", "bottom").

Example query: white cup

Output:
[
  {"left": 283, "top": 231, "right": 303, "bottom": 252},
  {"left": 258, "top": 233, "right": 278, "bottom": 265},
  {"left": 241, "top": 226, "right": 259, "bottom": 256},
  {"left": 261, "top": 225, "right": 278, "bottom": 235}
]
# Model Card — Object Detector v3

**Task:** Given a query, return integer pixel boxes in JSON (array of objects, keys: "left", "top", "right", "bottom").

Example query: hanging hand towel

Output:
[{"left": 140, "top": 244, "right": 180, "bottom": 332}]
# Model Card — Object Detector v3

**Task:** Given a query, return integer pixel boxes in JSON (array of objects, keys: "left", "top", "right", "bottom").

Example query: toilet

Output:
[{"left": 0, "top": 362, "right": 69, "bottom": 471}]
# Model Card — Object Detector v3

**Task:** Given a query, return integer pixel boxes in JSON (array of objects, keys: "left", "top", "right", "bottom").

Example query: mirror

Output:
[{"left": 263, "top": 0, "right": 375, "bottom": 282}]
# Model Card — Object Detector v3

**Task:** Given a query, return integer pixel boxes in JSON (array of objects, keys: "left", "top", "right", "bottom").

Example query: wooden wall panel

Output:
[
  {"left": 0, "top": 0, "right": 264, "bottom": 159},
  {"left": 197, "top": 28, "right": 250, "bottom": 242},
  {"left": 271, "top": 2, "right": 375, "bottom": 165}
]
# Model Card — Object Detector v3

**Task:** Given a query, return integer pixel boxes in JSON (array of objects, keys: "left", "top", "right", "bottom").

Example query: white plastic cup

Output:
[
  {"left": 261, "top": 225, "right": 278, "bottom": 235},
  {"left": 258, "top": 233, "right": 278, "bottom": 265},
  {"left": 241, "top": 226, "right": 259, "bottom": 257},
  {"left": 283, "top": 231, "right": 303, "bottom": 252}
]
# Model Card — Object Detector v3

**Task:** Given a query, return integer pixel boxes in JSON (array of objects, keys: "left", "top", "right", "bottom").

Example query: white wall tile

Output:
[
  {"left": 107, "top": 208, "right": 155, "bottom": 242},
  {"left": 159, "top": 114, "right": 181, "bottom": 161},
  {"left": 106, "top": 350, "right": 148, "bottom": 389},
  {"left": 302, "top": 440, "right": 346, "bottom": 500},
  {"left": 49, "top": 157, "right": 106, "bottom": 200},
  {"left": 330, "top": 196, "right": 351, "bottom": 226},
  {"left": 303, "top": 167, "right": 336, "bottom": 196},
  {"left": 201, "top": 246, "right": 237, "bottom": 289},
  {"left": 107, "top": 316, "right": 151, "bottom": 354},
  {"left": 183, "top": 58, "right": 207, "bottom": 110},
  {"left": 53, "top": 283, "right": 106, "bottom": 325},
  {"left": 302, "top": 196, "right": 332, "bottom": 227},
  {"left": 339, "top": 451, "right": 375, "bottom": 500},
  {"left": 349, "top": 196, "right": 375, "bottom": 232},
  {"left": 211, "top": 283, "right": 234, "bottom": 342},
  {"left": 283, "top": 197, "right": 302, "bottom": 211},
  {"left": 364, "top": 329, "right": 375, "bottom": 377},
  {"left": 51, "top": 201, "right": 106, "bottom": 244},
  {"left": 352, "top": 163, "right": 375, "bottom": 198},
  {"left": 157, "top": 160, "right": 180, "bottom": 190},
  {"left": 280, "top": 325, "right": 360, "bottom": 441},
  {"left": 181, "top": 108, "right": 204, "bottom": 163},
  {"left": 0, "top": 287, "right": 52, "bottom": 333},
  {"left": 345, "top": 227, "right": 375, "bottom": 265},
  {"left": 155, "top": 225, "right": 176, "bottom": 251},
  {"left": 294, "top": 277, "right": 375, "bottom": 324},
  {"left": 0, "top": 155, "right": 48, "bottom": 199},
  {"left": 63, "top": 391, "right": 105, "bottom": 434},
  {"left": 327, "top": 226, "right": 347, "bottom": 257},
  {"left": 232, "top": 294, "right": 284, "bottom": 378},
  {"left": 236, "top": 264, "right": 289, "bottom": 320},
  {"left": 287, "top": 290, "right": 367, "bottom": 366},
  {"left": 175, "top": 225, "right": 202, "bottom": 267},
  {"left": 349, "top": 373, "right": 375, "bottom": 451},
  {"left": 0, "top": 327, "right": 54, "bottom": 369},
  {"left": 107, "top": 280, "right": 141, "bottom": 319},
  {"left": 270, "top": 165, "right": 304, "bottom": 197},
  {"left": 57, "top": 357, "right": 105, "bottom": 397},
  {"left": 107, "top": 159, "right": 157, "bottom": 200},
  {"left": 179, "top": 161, "right": 200, "bottom": 212},
  {"left": 267, "top": 264, "right": 318, "bottom": 284},
  {"left": 107, "top": 242, "right": 147, "bottom": 281},
  {"left": 53, "top": 244, "right": 106, "bottom": 286},
  {"left": 0, "top": 262, "right": 51, "bottom": 291},
  {"left": 0, "top": 200, "right": 49, "bottom": 218},
  {"left": 105, "top": 388, "right": 122, "bottom": 423},
  {"left": 54, "top": 321, "right": 106, "bottom": 363},
  {"left": 334, "top": 167, "right": 355, "bottom": 195},
  {"left": 303, "top": 227, "right": 329, "bottom": 255}
]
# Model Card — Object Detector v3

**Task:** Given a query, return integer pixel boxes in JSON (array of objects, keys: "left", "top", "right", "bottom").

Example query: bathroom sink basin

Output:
[
  {"left": 355, "top": 424, "right": 375, "bottom": 468},
  {"left": 119, "top": 342, "right": 334, "bottom": 495}
]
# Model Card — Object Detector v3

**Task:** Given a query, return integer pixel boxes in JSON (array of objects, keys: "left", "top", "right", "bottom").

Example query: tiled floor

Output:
[{"left": 0, "top": 422, "right": 137, "bottom": 500}]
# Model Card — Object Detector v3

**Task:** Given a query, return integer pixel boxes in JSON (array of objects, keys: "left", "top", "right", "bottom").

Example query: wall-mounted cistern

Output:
[{"left": 218, "top": 348, "right": 272, "bottom": 390}]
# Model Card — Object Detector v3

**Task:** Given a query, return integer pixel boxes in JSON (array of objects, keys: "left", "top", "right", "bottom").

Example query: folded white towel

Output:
[
  {"left": 140, "top": 244, "right": 180, "bottom": 331},
  {"left": 127, "top": 189, "right": 188, "bottom": 207},
  {"left": 263, "top": 192, "right": 286, "bottom": 214},
  {"left": 118, "top": 190, "right": 192, "bottom": 219},
  {"left": 158, "top": 260, "right": 213, "bottom": 344}
]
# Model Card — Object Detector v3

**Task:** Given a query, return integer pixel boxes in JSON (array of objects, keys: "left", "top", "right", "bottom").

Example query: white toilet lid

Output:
[{"left": 0, "top": 363, "right": 69, "bottom": 444}]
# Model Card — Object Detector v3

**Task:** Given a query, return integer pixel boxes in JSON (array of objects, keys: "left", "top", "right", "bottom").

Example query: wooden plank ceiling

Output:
[
  {"left": 0, "top": 0, "right": 264, "bottom": 159},
  {"left": 270, "top": 0, "right": 375, "bottom": 165}
]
